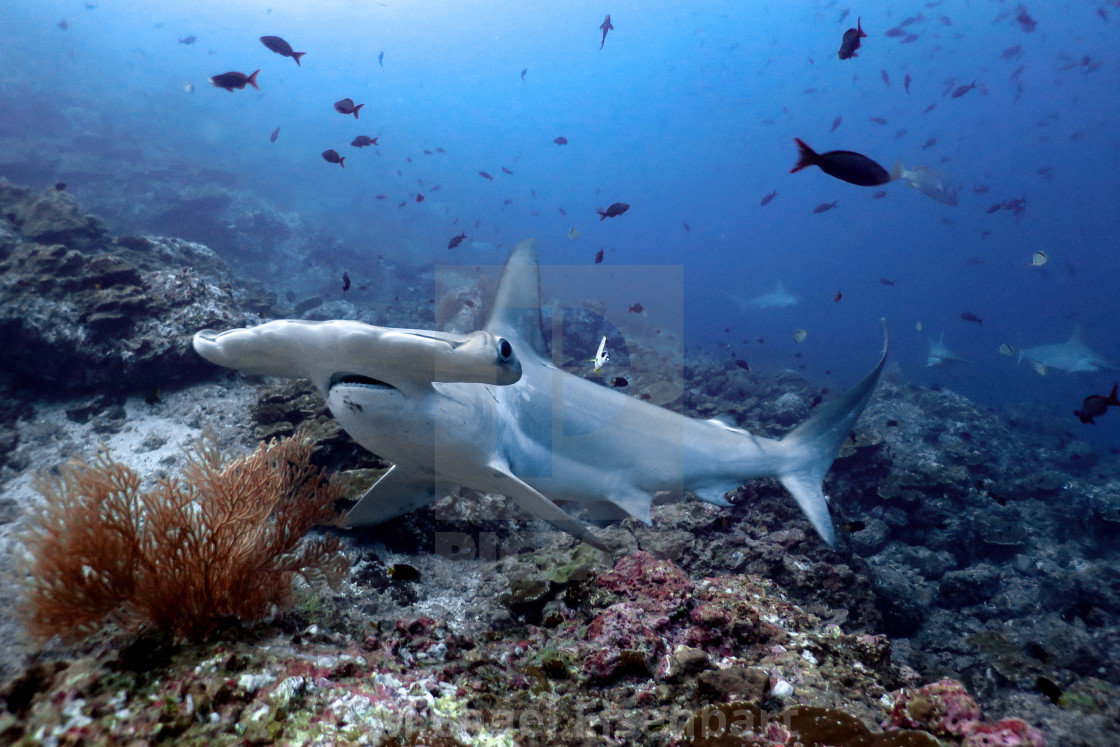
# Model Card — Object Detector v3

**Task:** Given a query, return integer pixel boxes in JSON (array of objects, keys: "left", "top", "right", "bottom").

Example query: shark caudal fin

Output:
[{"left": 777, "top": 320, "right": 889, "bottom": 547}]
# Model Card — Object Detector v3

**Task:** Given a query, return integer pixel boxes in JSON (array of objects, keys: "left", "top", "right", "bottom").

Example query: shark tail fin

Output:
[
  {"left": 890, "top": 159, "right": 906, "bottom": 182},
  {"left": 776, "top": 320, "right": 889, "bottom": 547}
]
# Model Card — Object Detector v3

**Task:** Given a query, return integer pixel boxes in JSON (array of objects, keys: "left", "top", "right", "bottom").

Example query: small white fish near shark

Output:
[
  {"left": 193, "top": 239, "right": 888, "bottom": 549},
  {"left": 1019, "top": 326, "right": 1110, "bottom": 373},
  {"left": 927, "top": 332, "right": 971, "bottom": 366}
]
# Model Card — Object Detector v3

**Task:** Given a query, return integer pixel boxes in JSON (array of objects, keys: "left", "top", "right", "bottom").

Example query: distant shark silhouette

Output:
[
  {"left": 1019, "top": 326, "right": 1110, "bottom": 373},
  {"left": 728, "top": 282, "right": 799, "bottom": 311},
  {"left": 926, "top": 333, "right": 970, "bottom": 366},
  {"left": 193, "top": 239, "right": 888, "bottom": 549}
]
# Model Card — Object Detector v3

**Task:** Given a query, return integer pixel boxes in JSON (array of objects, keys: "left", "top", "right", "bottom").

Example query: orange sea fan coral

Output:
[{"left": 19, "top": 433, "right": 349, "bottom": 643}]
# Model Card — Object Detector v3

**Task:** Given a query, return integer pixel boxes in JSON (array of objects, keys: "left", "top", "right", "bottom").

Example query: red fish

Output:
[
  {"left": 415, "top": 194, "right": 424, "bottom": 202},
  {"left": 838, "top": 17, "right": 867, "bottom": 59},
  {"left": 260, "top": 36, "right": 305, "bottom": 66},
  {"left": 597, "top": 203, "right": 629, "bottom": 220},
  {"left": 351, "top": 136, "right": 378, "bottom": 147},
  {"left": 834, "top": 291, "right": 843, "bottom": 302},
  {"left": 599, "top": 14, "right": 613, "bottom": 50},
  {"left": 321, "top": 149, "right": 345, "bottom": 168},
  {"left": 790, "top": 138, "right": 890, "bottom": 186},
  {"left": 594, "top": 248, "right": 604, "bottom": 264},
  {"left": 628, "top": 302, "right": 644, "bottom": 314},
  {"left": 760, "top": 191, "right": 778, "bottom": 206},
  {"left": 479, "top": 171, "right": 493, "bottom": 180},
  {"left": 1075, "top": 384, "right": 1119, "bottom": 424},
  {"left": 342, "top": 272, "right": 351, "bottom": 292},
  {"left": 270, "top": 126, "right": 280, "bottom": 143},
  {"left": 501, "top": 167, "right": 513, "bottom": 175},
  {"left": 210, "top": 70, "right": 259, "bottom": 91},
  {"left": 553, "top": 136, "right": 568, "bottom": 145},
  {"left": 333, "top": 98, "right": 364, "bottom": 119},
  {"left": 813, "top": 201, "right": 838, "bottom": 214},
  {"left": 448, "top": 232, "right": 467, "bottom": 249}
]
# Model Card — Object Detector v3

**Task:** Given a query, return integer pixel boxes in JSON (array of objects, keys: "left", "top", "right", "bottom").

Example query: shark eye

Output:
[{"left": 497, "top": 337, "right": 513, "bottom": 361}]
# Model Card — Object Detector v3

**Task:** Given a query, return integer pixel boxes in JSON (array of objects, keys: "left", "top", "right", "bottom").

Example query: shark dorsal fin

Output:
[{"left": 485, "top": 238, "right": 549, "bottom": 358}]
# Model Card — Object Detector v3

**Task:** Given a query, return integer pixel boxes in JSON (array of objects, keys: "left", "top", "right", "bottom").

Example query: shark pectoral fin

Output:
[
  {"left": 778, "top": 472, "right": 837, "bottom": 549},
  {"left": 344, "top": 465, "right": 438, "bottom": 527},
  {"left": 480, "top": 463, "right": 609, "bottom": 552}
]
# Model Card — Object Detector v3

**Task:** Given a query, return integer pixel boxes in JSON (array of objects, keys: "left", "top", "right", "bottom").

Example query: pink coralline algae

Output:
[
  {"left": 963, "top": 718, "right": 1046, "bottom": 747},
  {"left": 885, "top": 678, "right": 1045, "bottom": 746}
]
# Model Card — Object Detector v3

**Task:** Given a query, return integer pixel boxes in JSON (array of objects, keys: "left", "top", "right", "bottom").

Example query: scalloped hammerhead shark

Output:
[{"left": 193, "top": 238, "right": 888, "bottom": 550}]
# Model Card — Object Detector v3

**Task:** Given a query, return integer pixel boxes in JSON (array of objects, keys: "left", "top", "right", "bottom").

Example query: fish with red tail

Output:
[
  {"left": 838, "top": 16, "right": 867, "bottom": 59},
  {"left": 599, "top": 14, "right": 613, "bottom": 49},
  {"left": 322, "top": 149, "right": 345, "bottom": 168},
  {"left": 597, "top": 202, "right": 630, "bottom": 220},
  {"left": 210, "top": 70, "right": 259, "bottom": 91},
  {"left": 790, "top": 138, "right": 890, "bottom": 186},
  {"left": 260, "top": 36, "right": 305, "bottom": 66},
  {"left": 334, "top": 98, "right": 364, "bottom": 119}
]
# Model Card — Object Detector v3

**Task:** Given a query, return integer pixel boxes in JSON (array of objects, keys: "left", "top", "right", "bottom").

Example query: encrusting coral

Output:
[{"left": 18, "top": 433, "right": 349, "bottom": 643}]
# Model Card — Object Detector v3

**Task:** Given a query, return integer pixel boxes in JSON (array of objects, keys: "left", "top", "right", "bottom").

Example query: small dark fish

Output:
[
  {"left": 838, "top": 8, "right": 850, "bottom": 23},
  {"left": 960, "top": 311, "right": 983, "bottom": 326},
  {"left": 1074, "top": 384, "right": 1119, "bottom": 424},
  {"left": 260, "top": 35, "right": 305, "bottom": 66},
  {"left": 58, "top": 20, "right": 70, "bottom": 31},
  {"left": 378, "top": 51, "right": 384, "bottom": 67},
  {"left": 1016, "top": 5, "right": 1037, "bottom": 32},
  {"left": 986, "top": 202, "right": 1005, "bottom": 213},
  {"left": 904, "top": 73, "right": 912, "bottom": 93},
  {"left": 973, "top": 185, "right": 990, "bottom": 194},
  {"left": 872, "top": 190, "right": 887, "bottom": 199},
  {"left": 415, "top": 194, "right": 424, "bottom": 202},
  {"left": 375, "top": 195, "right": 387, "bottom": 200},
  {"left": 558, "top": 207, "right": 567, "bottom": 216},
  {"left": 423, "top": 149, "right": 433, "bottom": 155},
  {"left": 502, "top": 167, "right": 513, "bottom": 175},
  {"left": 321, "top": 149, "right": 345, "bottom": 168},
  {"left": 838, "top": 16, "right": 867, "bottom": 59},
  {"left": 210, "top": 70, "right": 260, "bottom": 91},
  {"left": 479, "top": 171, "right": 493, "bottom": 180},
  {"left": 351, "top": 135, "right": 378, "bottom": 148},
  {"left": 1003, "top": 197, "right": 1027, "bottom": 210},
  {"left": 270, "top": 126, "right": 280, "bottom": 143},
  {"left": 884, "top": 27, "right": 906, "bottom": 37},
  {"left": 520, "top": 67, "right": 527, "bottom": 82},
  {"left": 869, "top": 116, "right": 888, "bottom": 125},
  {"left": 834, "top": 291, "right": 843, "bottom": 302},
  {"left": 553, "top": 136, "right": 568, "bottom": 145},
  {"left": 610, "top": 377, "right": 628, "bottom": 388},
  {"left": 790, "top": 138, "right": 890, "bottom": 186},
  {"left": 879, "top": 277, "right": 896, "bottom": 286},
  {"left": 448, "top": 232, "right": 467, "bottom": 249},
  {"left": 333, "top": 98, "right": 364, "bottom": 119},
  {"left": 1001, "top": 45, "right": 1024, "bottom": 61},
  {"left": 940, "top": 15, "right": 952, "bottom": 26},
  {"left": 599, "top": 14, "right": 613, "bottom": 50},
  {"left": 830, "top": 116, "right": 843, "bottom": 132},
  {"left": 922, "top": 137, "right": 938, "bottom": 150},
  {"left": 597, "top": 202, "right": 630, "bottom": 220},
  {"left": 387, "top": 563, "right": 421, "bottom": 582},
  {"left": 435, "top": 147, "right": 445, "bottom": 153},
  {"left": 813, "top": 201, "right": 838, "bottom": 214},
  {"left": 594, "top": 248, "right": 604, "bottom": 264},
  {"left": 901, "top": 34, "right": 920, "bottom": 44},
  {"left": 683, "top": 221, "right": 691, "bottom": 232},
  {"left": 734, "top": 359, "right": 750, "bottom": 371},
  {"left": 760, "top": 190, "right": 778, "bottom": 206},
  {"left": 950, "top": 80, "right": 977, "bottom": 98},
  {"left": 178, "top": 35, "right": 197, "bottom": 45},
  {"left": 342, "top": 272, "right": 351, "bottom": 292},
  {"left": 880, "top": 69, "right": 891, "bottom": 86},
  {"left": 54, "top": 182, "right": 66, "bottom": 191},
  {"left": 628, "top": 302, "right": 644, "bottom": 314},
  {"left": 843, "top": 520, "right": 866, "bottom": 532}
]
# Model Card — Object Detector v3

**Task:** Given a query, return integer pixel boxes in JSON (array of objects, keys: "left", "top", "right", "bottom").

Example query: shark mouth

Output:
[{"left": 330, "top": 373, "right": 395, "bottom": 390}]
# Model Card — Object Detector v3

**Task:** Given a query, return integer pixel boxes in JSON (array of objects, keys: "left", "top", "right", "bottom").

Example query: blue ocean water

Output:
[{"left": 2, "top": 0, "right": 1118, "bottom": 438}]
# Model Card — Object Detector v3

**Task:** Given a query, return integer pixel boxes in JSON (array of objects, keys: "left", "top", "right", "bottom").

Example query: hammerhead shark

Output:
[
  {"left": 193, "top": 239, "right": 888, "bottom": 549},
  {"left": 1019, "top": 326, "right": 1110, "bottom": 373}
]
